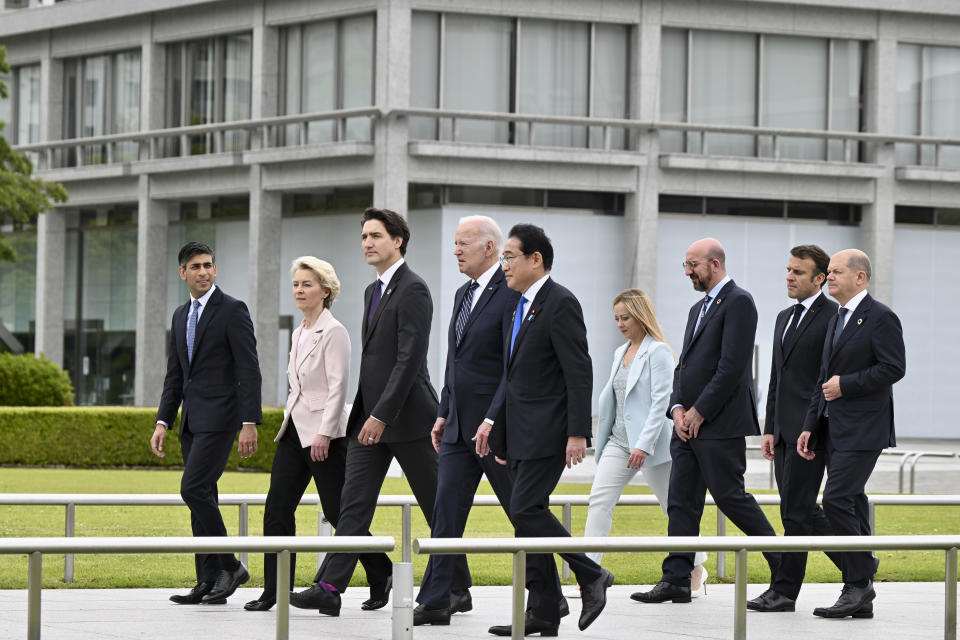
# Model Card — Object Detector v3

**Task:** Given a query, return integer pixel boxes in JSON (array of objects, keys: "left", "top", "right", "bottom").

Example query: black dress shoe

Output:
[
  {"left": 746, "top": 589, "right": 796, "bottom": 612},
  {"left": 813, "top": 581, "right": 876, "bottom": 618},
  {"left": 170, "top": 582, "right": 215, "bottom": 605},
  {"left": 362, "top": 575, "right": 392, "bottom": 611},
  {"left": 202, "top": 563, "right": 249, "bottom": 602},
  {"left": 414, "top": 604, "right": 451, "bottom": 626},
  {"left": 488, "top": 611, "right": 559, "bottom": 637},
  {"left": 630, "top": 580, "right": 691, "bottom": 604},
  {"left": 243, "top": 598, "right": 276, "bottom": 612},
  {"left": 450, "top": 589, "right": 473, "bottom": 614},
  {"left": 579, "top": 567, "right": 614, "bottom": 630},
  {"left": 290, "top": 584, "right": 341, "bottom": 616}
]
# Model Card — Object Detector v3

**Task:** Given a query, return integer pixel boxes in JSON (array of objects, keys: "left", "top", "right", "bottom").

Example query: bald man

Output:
[
  {"left": 632, "top": 238, "right": 789, "bottom": 606},
  {"left": 798, "top": 249, "right": 905, "bottom": 619}
]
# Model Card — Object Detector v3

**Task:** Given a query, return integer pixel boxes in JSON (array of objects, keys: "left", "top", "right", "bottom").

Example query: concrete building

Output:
[{"left": 0, "top": 0, "right": 956, "bottom": 437}]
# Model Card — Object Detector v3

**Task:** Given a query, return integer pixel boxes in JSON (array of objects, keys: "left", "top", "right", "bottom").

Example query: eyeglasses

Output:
[
  {"left": 681, "top": 259, "right": 712, "bottom": 269},
  {"left": 499, "top": 253, "right": 527, "bottom": 266}
]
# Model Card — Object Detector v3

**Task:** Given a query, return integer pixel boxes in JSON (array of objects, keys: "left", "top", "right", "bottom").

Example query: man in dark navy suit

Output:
[
  {"left": 632, "top": 237, "right": 787, "bottom": 605},
  {"left": 486, "top": 224, "right": 612, "bottom": 637},
  {"left": 798, "top": 249, "right": 905, "bottom": 619},
  {"left": 152, "top": 241, "right": 263, "bottom": 605},
  {"left": 750, "top": 245, "right": 841, "bottom": 613}
]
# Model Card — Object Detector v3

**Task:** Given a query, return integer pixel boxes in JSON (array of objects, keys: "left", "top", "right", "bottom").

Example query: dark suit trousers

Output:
[
  {"left": 179, "top": 424, "right": 240, "bottom": 582},
  {"left": 315, "top": 435, "right": 470, "bottom": 593},
  {"left": 260, "top": 423, "right": 392, "bottom": 599},
  {"left": 416, "top": 430, "right": 528, "bottom": 609},
  {"left": 663, "top": 436, "right": 786, "bottom": 593},
  {"left": 509, "top": 455, "right": 602, "bottom": 625},
  {"left": 823, "top": 432, "right": 882, "bottom": 584},
  {"left": 773, "top": 439, "right": 841, "bottom": 600}
]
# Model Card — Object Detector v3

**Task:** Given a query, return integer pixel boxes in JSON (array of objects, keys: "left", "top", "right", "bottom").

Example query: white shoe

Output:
[{"left": 690, "top": 565, "right": 708, "bottom": 597}]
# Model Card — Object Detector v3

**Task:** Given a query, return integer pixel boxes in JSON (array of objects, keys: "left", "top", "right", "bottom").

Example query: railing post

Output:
[
  {"left": 717, "top": 512, "right": 727, "bottom": 578},
  {"left": 701, "top": 131, "right": 709, "bottom": 155},
  {"left": 911, "top": 455, "right": 922, "bottom": 494},
  {"left": 276, "top": 549, "right": 291, "bottom": 640},
  {"left": 734, "top": 549, "right": 747, "bottom": 640},
  {"left": 562, "top": 503, "right": 572, "bottom": 579},
  {"left": 512, "top": 551, "right": 526, "bottom": 640},
  {"left": 773, "top": 134, "right": 781, "bottom": 159},
  {"left": 528, "top": 121, "right": 536, "bottom": 146},
  {"left": 239, "top": 503, "right": 249, "bottom": 568},
  {"left": 391, "top": 562, "right": 414, "bottom": 640},
  {"left": 317, "top": 513, "right": 332, "bottom": 570},
  {"left": 28, "top": 551, "right": 41, "bottom": 640},
  {"left": 402, "top": 504, "right": 412, "bottom": 563},
  {"left": 452, "top": 117, "right": 460, "bottom": 142},
  {"left": 946, "top": 547, "right": 957, "bottom": 640},
  {"left": 769, "top": 459, "right": 775, "bottom": 490},
  {"left": 869, "top": 501, "right": 876, "bottom": 535},
  {"left": 64, "top": 503, "right": 75, "bottom": 583}
]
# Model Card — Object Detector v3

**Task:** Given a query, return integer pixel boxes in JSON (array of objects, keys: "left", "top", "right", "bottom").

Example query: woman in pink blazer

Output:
[{"left": 245, "top": 256, "right": 390, "bottom": 611}]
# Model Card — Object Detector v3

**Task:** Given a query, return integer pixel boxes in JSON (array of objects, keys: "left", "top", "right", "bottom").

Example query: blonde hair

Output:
[
  {"left": 612, "top": 288, "right": 668, "bottom": 344},
  {"left": 290, "top": 256, "right": 340, "bottom": 309}
]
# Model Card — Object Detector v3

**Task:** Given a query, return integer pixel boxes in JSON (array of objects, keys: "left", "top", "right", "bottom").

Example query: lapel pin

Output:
[
  {"left": 716, "top": 298, "right": 722, "bottom": 304},
  {"left": 387, "top": 288, "right": 393, "bottom": 295},
  {"left": 857, "top": 318, "right": 863, "bottom": 325}
]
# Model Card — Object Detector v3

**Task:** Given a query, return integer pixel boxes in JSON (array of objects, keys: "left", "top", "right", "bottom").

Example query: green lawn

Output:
[{"left": 0, "top": 467, "right": 956, "bottom": 589}]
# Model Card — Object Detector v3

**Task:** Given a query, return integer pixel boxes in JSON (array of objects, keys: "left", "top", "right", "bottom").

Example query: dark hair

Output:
[
  {"left": 790, "top": 244, "right": 830, "bottom": 286},
  {"left": 178, "top": 242, "right": 215, "bottom": 268},
  {"left": 361, "top": 207, "right": 410, "bottom": 256},
  {"left": 508, "top": 223, "right": 554, "bottom": 271}
]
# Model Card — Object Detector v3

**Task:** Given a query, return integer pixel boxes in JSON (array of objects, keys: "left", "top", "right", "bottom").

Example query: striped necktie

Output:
[
  {"left": 455, "top": 281, "right": 479, "bottom": 346},
  {"left": 186, "top": 299, "right": 200, "bottom": 363}
]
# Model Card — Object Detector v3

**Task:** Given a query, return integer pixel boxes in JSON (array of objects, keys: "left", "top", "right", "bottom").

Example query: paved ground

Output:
[{"left": 0, "top": 583, "right": 953, "bottom": 639}]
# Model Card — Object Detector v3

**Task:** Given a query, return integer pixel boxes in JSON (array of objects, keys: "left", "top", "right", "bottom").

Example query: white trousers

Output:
[{"left": 584, "top": 444, "right": 708, "bottom": 566}]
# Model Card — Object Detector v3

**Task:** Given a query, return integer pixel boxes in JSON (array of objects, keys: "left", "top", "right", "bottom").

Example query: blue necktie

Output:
[
  {"left": 510, "top": 296, "right": 527, "bottom": 356},
  {"left": 693, "top": 295, "right": 712, "bottom": 334},
  {"left": 455, "top": 281, "right": 479, "bottom": 346},
  {"left": 832, "top": 307, "right": 849, "bottom": 347},
  {"left": 186, "top": 299, "right": 200, "bottom": 364},
  {"left": 367, "top": 279, "right": 383, "bottom": 326}
]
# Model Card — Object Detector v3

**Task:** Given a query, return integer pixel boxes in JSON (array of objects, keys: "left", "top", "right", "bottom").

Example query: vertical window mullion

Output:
[
  {"left": 180, "top": 43, "right": 189, "bottom": 128},
  {"left": 755, "top": 33, "right": 763, "bottom": 157},
  {"left": 512, "top": 17, "right": 520, "bottom": 145},
  {"left": 588, "top": 22, "right": 596, "bottom": 147},
  {"left": 685, "top": 29, "right": 692, "bottom": 152},
  {"left": 826, "top": 39, "right": 834, "bottom": 161},
  {"left": 11, "top": 68, "right": 19, "bottom": 145},
  {"left": 917, "top": 45, "right": 925, "bottom": 164},
  {"left": 335, "top": 19, "right": 343, "bottom": 141}
]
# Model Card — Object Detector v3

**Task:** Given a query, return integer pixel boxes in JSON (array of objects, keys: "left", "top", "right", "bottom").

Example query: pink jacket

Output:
[{"left": 276, "top": 308, "right": 350, "bottom": 446}]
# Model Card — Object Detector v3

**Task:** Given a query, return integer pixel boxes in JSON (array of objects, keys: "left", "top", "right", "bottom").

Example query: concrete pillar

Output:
[
  {"left": 34, "top": 209, "right": 65, "bottom": 365},
  {"left": 372, "top": 0, "right": 411, "bottom": 214},
  {"left": 860, "top": 16, "right": 897, "bottom": 304},
  {"left": 140, "top": 26, "right": 166, "bottom": 143},
  {"left": 625, "top": 0, "right": 661, "bottom": 296},
  {"left": 248, "top": 165, "right": 282, "bottom": 406},
  {"left": 134, "top": 176, "right": 169, "bottom": 406},
  {"left": 251, "top": 0, "right": 279, "bottom": 125}
]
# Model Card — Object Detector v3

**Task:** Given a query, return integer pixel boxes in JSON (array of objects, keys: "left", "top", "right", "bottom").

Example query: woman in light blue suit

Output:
[{"left": 584, "top": 289, "right": 708, "bottom": 594}]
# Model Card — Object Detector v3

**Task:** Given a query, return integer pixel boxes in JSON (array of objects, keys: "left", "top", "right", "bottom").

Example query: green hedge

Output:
[
  {"left": 0, "top": 354, "right": 73, "bottom": 406},
  {"left": 0, "top": 407, "right": 284, "bottom": 471}
]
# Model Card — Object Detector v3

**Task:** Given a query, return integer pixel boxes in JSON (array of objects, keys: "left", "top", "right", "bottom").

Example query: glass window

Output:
[
  {"left": 896, "top": 43, "right": 922, "bottom": 165},
  {"left": 0, "top": 69, "right": 11, "bottom": 142},
  {"left": 761, "top": 35, "right": 827, "bottom": 160},
  {"left": 660, "top": 29, "right": 687, "bottom": 153},
  {"left": 690, "top": 30, "right": 756, "bottom": 156},
  {"left": 341, "top": 14, "right": 374, "bottom": 141},
  {"left": 592, "top": 23, "right": 629, "bottom": 149},
  {"left": 0, "top": 226, "right": 37, "bottom": 354},
  {"left": 224, "top": 34, "right": 252, "bottom": 151},
  {"left": 114, "top": 51, "right": 141, "bottom": 162},
  {"left": 301, "top": 20, "right": 336, "bottom": 142},
  {"left": 923, "top": 45, "right": 960, "bottom": 167},
  {"left": 830, "top": 40, "right": 862, "bottom": 162},
  {"left": 410, "top": 12, "right": 440, "bottom": 140},
  {"left": 17, "top": 64, "right": 41, "bottom": 145}
]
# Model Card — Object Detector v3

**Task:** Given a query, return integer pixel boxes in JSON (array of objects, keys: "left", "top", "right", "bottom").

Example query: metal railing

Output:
[
  {"left": 5, "top": 492, "right": 960, "bottom": 583},
  {"left": 415, "top": 534, "right": 960, "bottom": 640},
  {"left": 0, "top": 535, "right": 394, "bottom": 640}
]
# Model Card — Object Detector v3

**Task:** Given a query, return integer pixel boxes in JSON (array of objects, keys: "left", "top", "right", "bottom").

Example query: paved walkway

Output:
[{"left": 0, "top": 583, "right": 952, "bottom": 639}]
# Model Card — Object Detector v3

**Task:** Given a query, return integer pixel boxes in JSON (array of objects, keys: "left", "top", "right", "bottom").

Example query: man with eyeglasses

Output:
[{"left": 632, "top": 237, "right": 789, "bottom": 606}]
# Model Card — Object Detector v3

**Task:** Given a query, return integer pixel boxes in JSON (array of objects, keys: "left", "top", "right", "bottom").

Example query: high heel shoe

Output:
[{"left": 690, "top": 565, "right": 708, "bottom": 597}]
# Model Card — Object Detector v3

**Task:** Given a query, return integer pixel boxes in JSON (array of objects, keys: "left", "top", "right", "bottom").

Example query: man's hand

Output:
[
  {"left": 682, "top": 406, "right": 705, "bottom": 438},
  {"left": 472, "top": 421, "right": 493, "bottom": 457},
  {"left": 565, "top": 436, "right": 588, "bottom": 468},
  {"left": 627, "top": 448, "right": 648, "bottom": 469},
  {"left": 431, "top": 418, "right": 446, "bottom": 453},
  {"left": 822, "top": 375, "right": 843, "bottom": 402},
  {"left": 672, "top": 407, "right": 690, "bottom": 442},
  {"left": 311, "top": 434, "right": 331, "bottom": 462},
  {"left": 150, "top": 423, "right": 166, "bottom": 458},
  {"left": 761, "top": 434, "right": 775, "bottom": 461},
  {"left": 358, "top": 416, "right": 385, "bottom": 446},
  {"left": 796, "top": 431, "right": 815, "bottom": 461},
  {"left": 238, "top": 424, "right": 258, "bottom": 458}
]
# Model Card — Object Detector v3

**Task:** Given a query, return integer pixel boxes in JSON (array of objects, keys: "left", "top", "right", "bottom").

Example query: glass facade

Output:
[
  {"left": 896, "top": 43, "right": 960, "bottom": 168},
  {"left": 0, "top": 226, "right": 37, "bottom": 354}
]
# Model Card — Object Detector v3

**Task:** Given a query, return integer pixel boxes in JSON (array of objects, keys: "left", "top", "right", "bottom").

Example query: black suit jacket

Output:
[
  {"left": 802, "top": 293, "right": 905, "bottom": 451},
  {"left": 438, "top": 267, "right": 519, "bottom": 444},
  {"left": 347, "top": 262, "right": 438, "bottom": 443},
  {"left": 156, "top": 287, "right": 263, "bottom": 432},
  {"left": 764, "top": 293, "right": 838, "bottom": 446},
  {"left": 669, "top": 279, "right": 759, "bottom": 439},
  {"left": 489, "top": 277, "right": 592, "bottom": 460}
]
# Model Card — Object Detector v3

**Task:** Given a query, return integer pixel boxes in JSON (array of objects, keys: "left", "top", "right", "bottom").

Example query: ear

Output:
[
  {"left": 179, "top": 266, "right": 187, "bottom": 282},
  {"left": 813, "top": 272, "right": 826, "bottom": 287}
]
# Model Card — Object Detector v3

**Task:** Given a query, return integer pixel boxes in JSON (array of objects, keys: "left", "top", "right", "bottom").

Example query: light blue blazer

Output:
[{"left": 595, "top": 335, "right": 675, "bottom": 468}]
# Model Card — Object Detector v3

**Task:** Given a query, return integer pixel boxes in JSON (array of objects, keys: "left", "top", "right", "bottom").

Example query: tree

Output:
[{"left": 0, "top": 45, "right": 68, "bottom": 262}]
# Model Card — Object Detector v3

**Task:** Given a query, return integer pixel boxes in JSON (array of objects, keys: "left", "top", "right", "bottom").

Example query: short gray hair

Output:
[
  {"left": 847, "top": 251, "right": 872, "bottom": 282},
  {"left": 458, "top": 215, "right": 503, "bottom": 251},
  {"left": 290, "top": 256, "right": 341, "bottom": 308}
]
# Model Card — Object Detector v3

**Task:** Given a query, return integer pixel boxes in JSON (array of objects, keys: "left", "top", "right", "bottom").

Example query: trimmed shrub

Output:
[
  {"left": 0, "top": 353, "right": 74, "bottom": 406},
  {"left": 0, "top": 407, "right": 284, "bottom": 471}
]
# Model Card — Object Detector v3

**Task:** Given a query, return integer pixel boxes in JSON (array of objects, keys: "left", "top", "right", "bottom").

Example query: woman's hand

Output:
[
  {"left": 311, "top": 434, "right": 331, "bottom": 462},
  {"left": 627, "top": 448, "right": 648, "bottom": 469}
]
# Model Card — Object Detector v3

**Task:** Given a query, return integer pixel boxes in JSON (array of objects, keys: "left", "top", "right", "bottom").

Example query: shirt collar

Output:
[
  {"left": 472, "top": 262, "right": 501, "bottom": 291},
  {"left": 377, "top": 257, "right": 405, "bottom": 290},
  {"left": 705, "top": 275, "right": 731, "bottom": 301},
  {"left": 841, "top": 288, "right": 869, "bottom": 315},
  {"left": 190, "top": 284, "right": 217, "bottom": 307},
  {"left": 521, "top": 273, "right": 551, "bottom": 305},
  {"left": 798, "top": 289, "right": 822, "bottom": 311}
]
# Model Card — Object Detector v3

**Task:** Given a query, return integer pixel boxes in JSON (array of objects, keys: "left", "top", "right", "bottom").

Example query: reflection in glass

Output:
[
  {"left": 0, "top": 228, "right": 37, "bottom": 354},
  {"left": 0, "top": 70, "right": 11, "bottom": 142},
  {"left": 224, "top": 34, "right": 251, "bottom": 151},
  {"left": 830, "top": 40, "right": 862, "bottom": 162},
  {"left": 761, "top": 36, "right": 826, "bottom": 160},
  {"left": 341, "top": 14, "right": 374, "bottom": 141},
  {"left": 690, "top": 31, "right": 756, "bottom": 156},
  {"left": 923, "top": 45, "right": 960, "bottom": 168},
  {"left": 592, "top": 23, "right": 629, "bottom": 150},
  {"left": 660, "top": 29, "right": 687, "bottom": 153},
  {"left": 409, "top": 12, "right": 440, "bottom": 140},
  {"left": 302, "top": 21, "right": 336, "bottom": 143},
  {"left": 82, "top": 55, "right": 108, "bottom": 164},
  {"left": 114, "top": 51, "right": 141, "bottom": 162},
  {"left": 188, "top": 39, "right": 215, "bottom": 154}
]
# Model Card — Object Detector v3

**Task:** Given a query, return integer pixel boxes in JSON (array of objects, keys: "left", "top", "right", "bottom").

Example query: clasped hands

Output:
[{"left": 672, "top": 406, "right": 704, "bottom": 442}]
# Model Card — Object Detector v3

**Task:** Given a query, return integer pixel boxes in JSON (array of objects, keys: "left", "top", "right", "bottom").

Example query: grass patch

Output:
[{"left": 0, "top": 467, "right": 957, "bottom": 589}]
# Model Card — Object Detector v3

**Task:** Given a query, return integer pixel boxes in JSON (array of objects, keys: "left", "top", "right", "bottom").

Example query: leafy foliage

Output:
[{"left": 0, "top": 353, "right": 73, "bottom": 406}]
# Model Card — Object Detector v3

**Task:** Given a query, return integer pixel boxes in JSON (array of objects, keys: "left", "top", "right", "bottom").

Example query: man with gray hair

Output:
[
  {"left": 414, "top": 216, "right": 566, "bottom": 625},
  {"left": 798, "top": 249, "right": 905, "bottom": 619}
]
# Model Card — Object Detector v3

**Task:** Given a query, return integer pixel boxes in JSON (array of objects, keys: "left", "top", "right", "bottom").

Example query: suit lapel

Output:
[
  {"left": 831, "top": 294, "right": 872, "bottom": 361},
  {"left": 773, "top": 307, "right": 789, "bottom": 361},
  {"left": 783, "top": 294, "right": 826, "bottom": 361},
  {"left": 507, "top": 278, "right": 553, "bottom": 369},
  {"left": 458, "top": 268, "right": 504, "bottom": 348},
  {"left": 175, "top": 303, "right": 189, "bottom": 369},
  {"left": 295, "top": 310, "right": 330, "bottom": 369},
  {"left": 190, "top": 288, "right": 222, "bottom": 369},
  {"left": 625, "top": 334, "right": 653, "bottom": 394},
  {"left": 685, "top": 280, "right": 733, "bottom": 351},
  {"left": 363, "top": 263, "right": 406, "bottom": 348}
]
